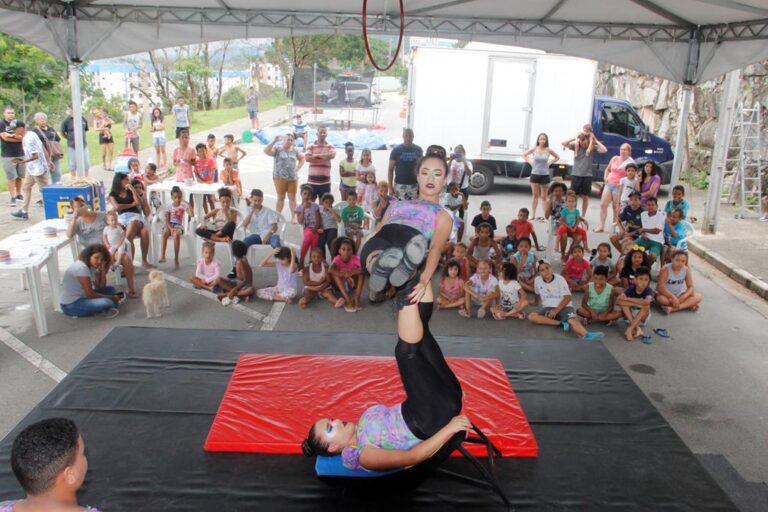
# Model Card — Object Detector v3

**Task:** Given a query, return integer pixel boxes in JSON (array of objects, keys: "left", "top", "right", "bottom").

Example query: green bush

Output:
[{"left": 222, "top": 85, "right": 246, "bottom": 108}]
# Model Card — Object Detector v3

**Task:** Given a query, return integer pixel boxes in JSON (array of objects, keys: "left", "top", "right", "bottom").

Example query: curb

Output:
[{"left": 688, "top": 239, "right": 768, "bottom": 300}]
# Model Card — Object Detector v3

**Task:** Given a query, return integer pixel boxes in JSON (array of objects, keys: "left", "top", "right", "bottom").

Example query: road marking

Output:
[
  {"left": 0, "top": 327, "right": 67, "bottom": 383},
  {"left": 163, "top": 273, "right": 272, "bottom": 323}
]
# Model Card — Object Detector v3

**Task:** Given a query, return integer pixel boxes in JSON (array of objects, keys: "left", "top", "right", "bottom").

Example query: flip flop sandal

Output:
[
  {"left": 653, "top": 328, "right": 670, "bottom": 338},
  {"left": 458, "top": 308, "right": 470, "bottom": 318},
  {"left": 642, "top": 334, "right": 653, "bottom": 344},
  {"left": 368, "top": 247, "right": 403, "bottom": 292}
]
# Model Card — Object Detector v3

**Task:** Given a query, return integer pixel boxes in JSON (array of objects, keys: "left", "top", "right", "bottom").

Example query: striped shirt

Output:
[{"left": 306, "top": 142, "right": 335, "bottom": 185}]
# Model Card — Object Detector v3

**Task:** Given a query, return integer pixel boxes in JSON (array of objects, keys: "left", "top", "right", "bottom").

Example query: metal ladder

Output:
[{"left": 721, "top": 103, "right": 764, "bottom": 217}]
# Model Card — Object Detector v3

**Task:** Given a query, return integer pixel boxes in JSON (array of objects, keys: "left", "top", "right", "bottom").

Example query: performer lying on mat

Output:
[{"left": 302, "top": 146, "right": 472, "bottom": 471}]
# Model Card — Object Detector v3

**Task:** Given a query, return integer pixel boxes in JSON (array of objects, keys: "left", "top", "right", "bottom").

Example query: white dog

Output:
[{"left": 143, "top": 270, "right": 169, "bottom": 318}]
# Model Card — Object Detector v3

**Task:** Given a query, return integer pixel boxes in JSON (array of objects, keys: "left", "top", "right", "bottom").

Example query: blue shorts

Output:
[
  {"left": 153, "top": 135, "right": 166, "bottom": 147},
  {"left": 605, "top": 183, "right": 620, "bottom": 195}
]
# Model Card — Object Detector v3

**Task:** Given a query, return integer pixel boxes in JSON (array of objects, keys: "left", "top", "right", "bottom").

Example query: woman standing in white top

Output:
[
  {"left": 150, "top": 108, "right": 167, "bottom": 168},
  {"left": 523, "top": 133, "right": 559, "bottom": 221}
]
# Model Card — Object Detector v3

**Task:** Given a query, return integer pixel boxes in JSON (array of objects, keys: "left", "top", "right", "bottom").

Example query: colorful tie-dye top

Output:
[
  {"left": 341, "top": 403, "right": 421, "bottom": 470},
  {"left": 0, "top": 501, "right": 100, "bottom": 512},
  {"left": 386, "top": 200, "right": 443, "bottom": 241}
]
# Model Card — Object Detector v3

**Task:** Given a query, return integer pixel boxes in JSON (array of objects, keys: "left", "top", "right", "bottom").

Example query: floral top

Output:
[
  {"left": 341, "top": 404, "right": 420, "bottom": 470},
  {"left": 386, "top": 200, "right": 443, "bottom": 241}
]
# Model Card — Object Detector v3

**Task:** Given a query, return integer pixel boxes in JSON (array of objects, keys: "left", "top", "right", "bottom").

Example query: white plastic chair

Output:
[
  {"left": 242, "top": 212, "right": 288, "bottom": 268},
  {"left": 334, "top": 201, "right": 376, "bottom": 241},
  {"left": 195, "top": 208, "right": 245, "bottom": 267},
  {"left": 675, "top": 220, "right": 695, "bottom": 250},
  {"left": 149, "top": 202, "right": 196, "bottom": 265}
]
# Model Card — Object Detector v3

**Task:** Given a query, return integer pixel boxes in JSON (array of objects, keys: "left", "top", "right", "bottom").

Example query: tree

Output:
[{"left": 222, "top": 85, "right": 246, "bottom": 108}]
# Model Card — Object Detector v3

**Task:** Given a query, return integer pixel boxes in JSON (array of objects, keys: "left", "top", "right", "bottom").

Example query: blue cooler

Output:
[{"left": 42, "top": 181, "right": 106, "bottom": 219}]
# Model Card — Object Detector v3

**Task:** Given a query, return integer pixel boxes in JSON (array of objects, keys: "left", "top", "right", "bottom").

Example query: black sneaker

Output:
[
  {"left": 8, "top": 198, "right": 16, "bottom": 207},
  {"left": 368, "top": 247, "right": 403, "bottom": 292},
  {"left": 227, "top": 268, "right": 237, "bottom": 279},
  {"left": 390, "top": 234, "right": 428, "bottom": 287}
]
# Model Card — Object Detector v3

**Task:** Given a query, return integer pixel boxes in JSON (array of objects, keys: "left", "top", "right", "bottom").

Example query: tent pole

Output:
[
  {"left": 313, "top": 62, "right": 317, "bottom": 124},
  {"left": 702, "top": 69, "right": 741, "bottom": 235},
  {"left": 670, "top": 85, "right": 691, "bottom": 189},
  {"left": 69, "top": 63, "right": 87, "bottom": 178}
]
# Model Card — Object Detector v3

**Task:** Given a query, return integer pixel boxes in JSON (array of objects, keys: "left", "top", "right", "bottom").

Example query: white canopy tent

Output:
[{"left": 2, "top": 0, "right": 767, "bottom": 231}]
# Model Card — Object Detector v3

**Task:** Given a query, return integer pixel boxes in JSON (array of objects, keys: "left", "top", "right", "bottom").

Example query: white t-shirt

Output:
[
  {"left": 534, "top": 274, "right": 572, "bottom": 308},
  {"left": 172, "top": 104, "right": 191, "bottom": 128},
  {"left": 469, "top": 273, "right": 498, "bottom": 296},
  {"left": 641, "top": 211, "right": 666, "bottom": 244},
  {"left": 619, "top": 176, "right": 638, "bottom": 204},
  {"left": 61, "top": 261, "right": 92, "bottom": 305},
  {"left": 22, "top": 131, "right": 49, "bottom": 177},
  {"left": 246, "top": 207, "right": 279, "bottom": 240},
  {"left": 449, "top": 160, "right": 472, "bottom": 190},
  {"left": 498, "top": 279, "right": 521, "bottom": 309}
]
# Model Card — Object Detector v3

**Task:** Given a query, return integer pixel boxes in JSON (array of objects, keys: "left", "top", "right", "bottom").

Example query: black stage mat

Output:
[{"left": 0, "top": 327, "right": 737, "bottom": 511}]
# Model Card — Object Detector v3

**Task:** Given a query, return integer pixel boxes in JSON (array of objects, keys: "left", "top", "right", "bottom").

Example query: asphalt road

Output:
[{"left": 0, "top": 92, "right": 766, "bottom": 499}]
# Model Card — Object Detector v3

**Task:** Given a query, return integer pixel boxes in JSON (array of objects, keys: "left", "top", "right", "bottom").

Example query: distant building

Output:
[{"left": 255, "top": 62, "right": 285, "bottom": 89}]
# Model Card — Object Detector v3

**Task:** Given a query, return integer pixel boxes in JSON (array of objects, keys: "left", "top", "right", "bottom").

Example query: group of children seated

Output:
[{"left": 429, "top": 182, "right": 701, "bottom": 342}]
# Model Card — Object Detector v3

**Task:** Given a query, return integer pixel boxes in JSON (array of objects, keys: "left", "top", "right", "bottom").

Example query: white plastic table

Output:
[{"left": 0, "top": 244, "right": 61, "bottom": 337}]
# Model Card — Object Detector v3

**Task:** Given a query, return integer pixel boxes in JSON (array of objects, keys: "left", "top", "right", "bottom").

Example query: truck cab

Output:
[{"left": 591, "top": 97, "right": 674, "bottom": 182}]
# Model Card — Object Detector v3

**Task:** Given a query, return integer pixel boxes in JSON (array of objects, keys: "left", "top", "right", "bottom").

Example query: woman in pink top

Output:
[{"left": 595, "top": 143, "right": 633, "bottom": 233}]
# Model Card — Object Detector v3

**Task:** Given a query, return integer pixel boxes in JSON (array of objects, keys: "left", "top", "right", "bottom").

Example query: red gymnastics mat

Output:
[{"left": 204, "top": 354, "right": 538, "bottom": 457}]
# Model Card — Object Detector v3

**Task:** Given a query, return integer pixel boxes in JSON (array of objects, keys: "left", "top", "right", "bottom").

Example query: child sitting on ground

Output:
[
  {"left": 662, "top": 208, "right": 687, "bottom": 264},
  {"left": 590, "top": 242, "right": 620, "bottom": 286},
  {"left": 329, "top": 237, "right": 364, "bottom": 313},
  {"left": 467, "top": 222, "right": 502, "bottom": 273},
  {"left": 160, "top": 186, "right": 189, "bottom": 270},
  {"left": 4, "top": 418, "right": 101, "bottom": 512},
  {"left": 373, "top": 180, "right": 393, "bottom": 223},
  {"left": 610, "top": 191, "right": 644, "bottom": 254},
  {"left": 257, "top": 246, "right": 298, "bottom": 304},
  {"left": 191, "top": 241, "right": 220, "bottom": 291},
  {"left": 664, "top": 185, "right": 690, "bottom": 220},
  {"left": 460, "top": 259, "right": 499, "bottom": 319},
  {"left": 437, "top": 258, "right": 465, "bottom": 310},
  {"left": 511, "top": 207, "right": 543, "bottom": 251},
  {"left": 617, "top": 246, "right": 651, "bottom": 293},
  {"left": 528, "top": 260, "right": 605, "bottom": 341},
  {"left": 499, "top": 224, "right": 518, "bottom": 262},
  {"left": 318, "top": 192, "right": 340, "bottom": 260},
  {"left": 299, "top": 247, "right": 344, "bottom": 309},
  {"left": 491, "top": 262, "right": 529, "bottom": 320},
  {"left": 218, "top": 240, "right": 255, "bottom": 305},
  {"left": 471, "top": 200, "right": 498, "bottom": 237},
  {"left": 562, "top": 245, "right": 592, "bottom": 292},
  {"left": 656, "top": 250, "right": 703, "bottom": 314},
  {"left": 558, "top": 191, "right": 589, "bottom": 261},
  {"left": 220, "top": 157, "right": 243, "bottom": 203},
  {"left": 617, "top": 266, "right": 655, "bottom": 342},
  {"left": 102, "top": 211, "right": 130, "bottom": 269},
  {"left": 195, "top": 188, "right": 238, "bottom": 242},
  {"left": 453, "top": 242, "right": 470, "bottom": 281},
  {"left": 340, "top": 190, "right": 365, "bottom": 250},
  {"left": 512, "top": 237, "right": 537, "bottom": 293},
  {"left": 577, "top": 265, "right": 622, "bottom": 325},
  {"left": 295, "top": 185, "right": 321, "bottom": 268}
]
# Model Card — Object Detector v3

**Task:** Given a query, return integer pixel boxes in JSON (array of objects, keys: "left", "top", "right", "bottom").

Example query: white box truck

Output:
[{"left": 407, "top": 43, "right": 674, "bottom": 194}]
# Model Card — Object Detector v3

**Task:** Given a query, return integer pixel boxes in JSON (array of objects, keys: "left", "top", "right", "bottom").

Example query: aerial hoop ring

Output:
[{"left": 362, "top": 0, "right": 405, "bottom": 72}]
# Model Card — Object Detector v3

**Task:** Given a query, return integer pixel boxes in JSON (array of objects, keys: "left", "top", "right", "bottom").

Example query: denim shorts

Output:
[{"left": 153, "top": 135, "right": 166, "bottom": 147}]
